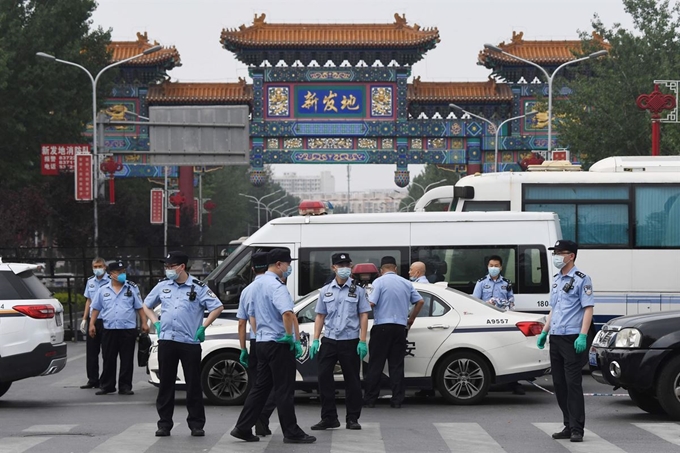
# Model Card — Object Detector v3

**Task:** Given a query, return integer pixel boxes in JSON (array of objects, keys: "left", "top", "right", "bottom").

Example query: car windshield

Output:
[
  {"left": 295, "top": 290, "right": 320, "bottom": 306},
  {"left": 444, "top": 286, "right": 507, "bottom": 313}
]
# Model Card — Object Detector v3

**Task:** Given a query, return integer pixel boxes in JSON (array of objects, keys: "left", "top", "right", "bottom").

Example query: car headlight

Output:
[{"left": 614, "top": 328, "right": 642, "bottom": 348}]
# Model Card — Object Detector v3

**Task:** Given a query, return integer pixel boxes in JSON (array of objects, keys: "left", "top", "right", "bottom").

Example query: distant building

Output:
[
  {"left": 273, "top": 171, "right": 335, "bottom": 196},
  {"left": 303, "top": 190, "right": 408, "bottom": 213}
]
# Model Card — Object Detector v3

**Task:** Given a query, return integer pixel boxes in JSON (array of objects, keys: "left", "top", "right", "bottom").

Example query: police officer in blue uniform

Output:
[
  {"left": 309, "top": 253, "right": 371, "bottom": 431},
  {"left": 143, "top": 251, "right": 223, "bottom": 437},
  {"left": 237, "top": 251, "right": 277, "bottom": 437},
  {"left": 231, "top": 248, "right": 316, "bottom": 444},
  {"left": 364, "top": 256, "right": 424, "bottom": 408},
  {"left": 537, "top": 240, "right": 594, "bottom": 443},
  {"left": 80, "top": 257, "right": 109, "bottom": 389},
  {"left": 89, "top": 260, "right": 148, "bottom": 396},
  {"left": 472, "top": 255, "right": 515, "bottom": 310}
]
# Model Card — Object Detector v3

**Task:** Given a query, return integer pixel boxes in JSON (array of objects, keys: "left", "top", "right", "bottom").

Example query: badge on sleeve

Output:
[
  {"left": 584, "top": 285, "right": 592, "bottom": 296},
  {"left": 207, "top": 290, "right": 217, "bottom": 298}
]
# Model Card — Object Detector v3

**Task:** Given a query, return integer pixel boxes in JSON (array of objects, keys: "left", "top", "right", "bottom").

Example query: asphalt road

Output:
[{"left": 1, "top": 341, "right": 680, "bottom": 453}]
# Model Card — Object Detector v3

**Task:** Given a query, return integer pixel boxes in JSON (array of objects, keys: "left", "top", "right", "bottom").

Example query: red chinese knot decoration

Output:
[
  {"left": 99, "top": 157, "right": 123, "bottom": 204},
  {"left": 169, "top": 192, "right": 186, "bottom": 228},
  {"left": 636, "top": 85, "right": 676, "bottom": 156},
  {"left": 203, "top": 200, "right": 216, "bottom": 227}
]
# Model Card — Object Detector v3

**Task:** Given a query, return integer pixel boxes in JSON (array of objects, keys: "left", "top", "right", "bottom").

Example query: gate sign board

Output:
[
  {"left": 150, "top": 189, "right": 164, "bottom": 224},
  {"left": 41, "top": 144, "right": 90, "bottom": 175},
  {"left": 149, "top": 106, "right": 249, "bottom": 165},
  {"left": 74, "top": 153, "right": 93, "bottom": 201}
]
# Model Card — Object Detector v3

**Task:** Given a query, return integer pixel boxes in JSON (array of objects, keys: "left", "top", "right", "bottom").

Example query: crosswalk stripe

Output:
[
  {"left": 90, "top": 423, "right": 158, "bottom": 453},
  {"left": 434, "top": 423, "right": 505, "bottom": 453},
  {"left": 49, "top": 374, "right": 86, "bottom": 388},
  {"left": 534, "top": 423, "right": 626, "bottom": 453},
  {"left": 22, "top": 425, "right": 77, "bottom": 433},
  {"left": 0, "top": 437, "right": 51, "bottom": 453},
  {"left": 633, "top": 423, "right": 680, "bottom": 446},
  {"left": 209, "top": 423, "right": 280, "bottom": 453},
  {"left": 331, "top": 422, "right": 386, "bottom": 453}
]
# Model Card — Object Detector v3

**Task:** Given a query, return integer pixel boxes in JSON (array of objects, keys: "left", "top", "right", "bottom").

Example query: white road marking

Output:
[
  {"left": 66, "top": 352, "right": 87, "bottom": 363},
  {"left": 90, "top": 423, "right": 159, "bottom": 453},
  {"left": 434, "top": 423, "right": 505, "bottom": 453},
  {"left": 0, "top": 437, "right": 51, "bottom": 453},
  {"left": 210, "top": 423, "right": 280, "bottom": 453},
  {"left": 22, "top": 425, "right": 77, "bottom": 433},
  {"left": 331, "top": 422, "right": 386, "bottom": 453},
  {"left": 534, "top": 423, "right": 626, "bottom": 453},
  {"left": 633, "top": 423, "right": 680, "bottom": 446}
]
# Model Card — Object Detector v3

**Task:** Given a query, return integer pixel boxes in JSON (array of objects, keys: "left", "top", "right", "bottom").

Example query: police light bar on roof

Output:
[{"left": 298, "top": 200, "right": 328, "bottom": 216}]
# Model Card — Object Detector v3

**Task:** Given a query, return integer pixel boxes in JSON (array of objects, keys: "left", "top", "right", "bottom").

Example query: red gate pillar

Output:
[{"left": 179, "top": 166, "right": 194, "bottom": 220}]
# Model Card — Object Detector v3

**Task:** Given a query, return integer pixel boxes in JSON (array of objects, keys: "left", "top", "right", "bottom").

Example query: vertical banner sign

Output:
[
  {"left": 193, "top": 198, "right": 199, "bottom": 226},
  {"left": 150, "top": 189, "right": 165, "bottom": 224},
  {"left": 74, "top": 153, "right": 93, "bottom": 201}
]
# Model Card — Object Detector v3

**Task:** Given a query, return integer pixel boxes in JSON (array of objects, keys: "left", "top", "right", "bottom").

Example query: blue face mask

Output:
[
  {"left": 282, "top": 264, "right": 293, "bottom": 279},
  {"left": 337, "top": 267, "right": 352, "bottom": 280},
  {"left": 409, "top": 276, "right": 417, "bottom": 282},
  {"left": 93, "top": 268, "right": 105, "bottom": 277},
  {"left": 488, "top": 267, "right": 501, "bottom": 277},
  {"left": 116, "top": 273, "right": 127, "bottom": 284},
  {"left": 165, "top": 269, "right": 179, "bottom": 280}
]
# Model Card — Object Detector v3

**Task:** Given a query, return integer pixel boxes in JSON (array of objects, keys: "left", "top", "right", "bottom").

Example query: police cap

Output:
[
  {"left": 251, "top": 252, "right": 269, "bottom": 270},
  {"left": 267, "top": 248, "right": 296, "bottom": 265},
  {"left": 380, "top": 256, "right": 397, "bottom": 267},
  {"left": 332, "top": 253, "right": 352, "bottom": 265},
  {"left": 549, "top": 240, "right": 578, "bottom": 255},
  {"left": 161, "top": 251, "right": 189, "bottom": 266},
  {"left": 107, "top": 260, "right": 126, "bottom": 272}
]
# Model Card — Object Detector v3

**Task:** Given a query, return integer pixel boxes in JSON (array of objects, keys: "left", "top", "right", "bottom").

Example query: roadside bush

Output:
[{"left": 53, "top": 292, "right": 87, "bottom": 313}]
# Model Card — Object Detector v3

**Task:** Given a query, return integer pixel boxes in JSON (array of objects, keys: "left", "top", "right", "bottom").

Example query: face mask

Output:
[
  {"left": 552, "top": 255, "right": 566, "bottom": 269},
  {"left": 282, "top": 264, "right": 293, "bottom": 279},
  {"left": 93, "top": 268, "right": 105, "bottom": 277},
  {"left": 165, "top": 269, "right": 179, "bottom": 280},
  {"left": 409, "top": 276, "right": 417, "bottom": 282},
  {"left": 116, "top": 273, "right": 127, "bottom": 284},
  {"left": 488, "top": 267, "right": 501, "bottom": 277},
  {"left": 337, "top": 267, "right": 352, "bottom": 279}
]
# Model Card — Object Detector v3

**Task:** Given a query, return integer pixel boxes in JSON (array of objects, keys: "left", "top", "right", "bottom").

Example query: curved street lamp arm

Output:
[{"left": 449, "top": 104, "right": 495, "bottom": 128}]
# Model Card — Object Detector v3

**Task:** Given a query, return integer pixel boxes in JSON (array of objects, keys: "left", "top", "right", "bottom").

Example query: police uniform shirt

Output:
[
  {"left": 252, "top": 271, "right": 294, "bottom": 343},
  {"left": 472, "top": 275, "right": 515, "bottom": 308},
  {"left": 316, "top": 277, "right": 371, "bottom": 340},
  {"left": 236, "top": 274, "right": 265, "bottom": 336},
  {"left": 144, "top": 274, "right": 222, "bottom": 345},
  {"left": 84, "top": 274, "right": 111, "bottom": 315},
  {"left": 369, "top": 272, "right": 422, "bottom": 326},
  {"left": 90, "top": 281, "right": 142, "bottom": 330},
  {"left": 548, "top": 266, "right": 594, "bottom": 335},
  {"left": 414, "top": 276, "right": 429, "bottom": 283}
]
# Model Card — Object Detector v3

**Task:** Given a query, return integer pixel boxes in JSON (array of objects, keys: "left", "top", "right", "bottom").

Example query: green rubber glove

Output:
[
  {"left": 357, "top": 341, "right": 368, "bottom": 361},
  {"left": 276, "top": 333, "right": 295, "bottom": 351},
  {"left": 536, "top": 331, "right": 548, "bottom": 349},
  {"left": 309, "top": 339, "right": 320, "bottom": 360},
  {"left": 154, "top": 321, "right": 161, "bottom": 335},
  {"left": 239, "top": 348, "right": 249, "bottom": 367},
  {"left": 574, "top": 333, "right": 588, "bottom": 353},
  {"left": 294, "top": 340, "right": 303, "bottom": 359},
  {"left": 194, "top": 325, "right": 206, "bottom": 342}
]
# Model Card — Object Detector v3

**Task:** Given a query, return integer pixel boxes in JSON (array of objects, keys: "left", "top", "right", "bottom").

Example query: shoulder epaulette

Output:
[
  {"left": 502, "top": 277, "right": 512, "bottom": 284},
  {"left": 87, "top": 275, "right": 95, "bottom": 280},
  {"left": 575, "top": 271, "right": 586, "bottom": 279},
  {"left": 477, "top": 277, "right": 486, "bottom": 283},
  {"left": 192, "top": 278, "right": 206, "bottom": 287},
  {"left": 127, "top": 281, "right": 138, "bottom": 288}
]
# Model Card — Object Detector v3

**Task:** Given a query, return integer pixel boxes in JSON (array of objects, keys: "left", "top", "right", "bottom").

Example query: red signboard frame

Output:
[
  {"left": 74, "top": 154, "right": 93, "bottom": 201},
  {"left": 150, "top": 189, "right": 165, "bottom": 224},
  {"left": 41, "top": 144, "right": 90, "bottom": 175}
]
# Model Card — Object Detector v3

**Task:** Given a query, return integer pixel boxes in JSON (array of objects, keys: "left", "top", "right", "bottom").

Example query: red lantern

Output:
[
  {"left": 203, "top": 200, "right": 216, "bottom": 227},
  {"left": 169, "top": 192, "right": 186, "bottom": 228},
  {"left": 636, "top": 84, "right": 676, "bottom": 156},
  {"left": 99, "top": 157, "right": 123, "bottom": 204}
]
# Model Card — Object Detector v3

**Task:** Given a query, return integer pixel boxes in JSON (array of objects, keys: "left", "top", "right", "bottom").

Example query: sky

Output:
[{"left": 91, "top": 0, "right": 633, "bottom": 192}]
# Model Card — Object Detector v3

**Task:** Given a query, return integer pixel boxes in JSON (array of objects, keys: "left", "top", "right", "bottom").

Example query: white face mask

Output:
[
  {"left": 488, "top": 267, "right": 501, "bottom": 277},
  {"left": 553, "top": 254, "right": 567, "bottom": 269},
  {"left": 93, "top": 268, "right": 105, "bottom": 277}
]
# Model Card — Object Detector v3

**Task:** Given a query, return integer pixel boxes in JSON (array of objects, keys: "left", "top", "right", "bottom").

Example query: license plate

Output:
[
  {"left": 55, "top": 314, "right": 62, "bottom": 327},
  {"left": 589, "top": 351, "right": 597, "bottom": 367}
]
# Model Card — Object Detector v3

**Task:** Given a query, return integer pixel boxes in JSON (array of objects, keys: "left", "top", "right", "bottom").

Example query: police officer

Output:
[
  {"left": 231, "top": 248, "right": 316, "bottom": 444},
  {"left": 364, "top": 256, "right": 424, "bottom": 408},
  {"left": 143, "top": 251, "right": 223, "bottom": 437},
  {"left": 237, "top": 251, "right": 276, "bottom": 437},
  {"left": 408, "top": 261, "right": 429, "bottom": 283},
  {"left": 89, "top": 260, "right": 148, "bottom": 396},
  {"left": 80, "top": 257, "right": 109, "bottom": 389},
  {"left": 537, "top": 240, "right": 594, "bottom": 443},
  {"left": 472, "top": 255, "right": 515, "bottom": 310},
  {"left": 309, "top": 253, "right": 371, "bottom": 431}
]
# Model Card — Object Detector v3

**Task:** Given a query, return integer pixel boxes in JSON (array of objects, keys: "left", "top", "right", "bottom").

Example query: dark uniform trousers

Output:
[
  {"left": 236, "top": 342, "right": 306, "bottom": 439},
  {"left": 157, "top": 340, "right": 205, "bottom": 431},
  {"left": 100, "top": 328, "right": 137, "bottom": 392},
  {"left": 550, "top": 334, "right": 588, "bottom": 435},
  {"left": 85, "top": 318, "right": 104, "bottom": 386},
  {"left": 318, "top": 337, "right": 362, "bottom": 422},
  {"left": 248, "top": 339, "right": 277, "bottom": 426},
  {"left": 364, "top": 323, "right": 407, "bottom": 405}
]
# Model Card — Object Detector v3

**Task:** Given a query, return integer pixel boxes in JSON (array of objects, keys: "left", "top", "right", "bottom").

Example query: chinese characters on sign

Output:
[
  {"left": 150, "top": 189, "right": 164, "bottom": 224},
  {"left": 295, "top": 86, "right": 366, "bottom": 117},
  {"left": 40, "top": 144, "right": 91, "bottom": 176},
  {"left": 74, "top": 154, "right": 93, "bottom": 201}
]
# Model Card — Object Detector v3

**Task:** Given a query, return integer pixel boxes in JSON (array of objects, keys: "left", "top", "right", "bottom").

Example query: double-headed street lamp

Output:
[
  {"left": 410, "top": 179, "right": 447, "bottom": 196},
  {"left": 450, "top": 104, "right": 537, "bottom": 172},
  {"left": 238, "top": 190, "right": 282, "bottom": 228},
  {"left": 36, "top": 45, "right": 162, "bottom": 251},
  {"left": 483, "top": 44, "right": 608, "bottom": 151}
]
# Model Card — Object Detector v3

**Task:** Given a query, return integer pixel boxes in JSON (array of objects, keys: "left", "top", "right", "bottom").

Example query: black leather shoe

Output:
[
  {"left": 552, "top": 427, "right": 571, "bottom": 439},
  {"left": 570, "top": 432, "right": 584, "bottom": 442},
  {"left": 364, "top": 402, "right": 376, "bottom": 408},
  {"left": 283, "top": 434, "right": 316, "bottom": 444},
  {"left": 80, "top": 383, "right": 99, "bottom": 389},
  {"left": 118, "top": 390, "right": 134, "bottom": 395},
  {"left": 95, "top": 389, "right": 115, "bottom": 395},
  {"left": 230, "top": 428, "right": 259, "bottom": 442},
  {"left": 155, "top": 429, "right": 170, "bottom": 437},
  {"left": 346, "top": 420, "right": 362, "bottom": 430},
  {"left": 255, "top": 420, "right": 271, "bottom": 436},
  {"left": 311, "top": 419, "right": 340, "bottom": 430},
  {"left": 191, "top": 428, "right": 205, "bottom": 437},
  {"left": 415, "top": 389, "right": 435, "bottom": 397},
  {"left": 390, "top": 402, "right": 402, "bottom": 408}
]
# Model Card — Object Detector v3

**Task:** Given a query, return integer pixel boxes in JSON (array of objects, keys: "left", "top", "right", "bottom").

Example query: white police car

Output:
[
  {"left": 147, "top": 282, "right": 549, "bottom": 405},
  {"left": 0, "top": 261, "right": 67, "bottom": 398}
]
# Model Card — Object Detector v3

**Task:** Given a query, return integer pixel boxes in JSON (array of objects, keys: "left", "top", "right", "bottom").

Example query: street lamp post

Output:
[
  {"left": 283, "top": 206, "right": 299, "bottom": 216},
  {"left": 483, "top": 45, "right": 608, "bottom": 151},
  {"left": 450, "top": 104, "right": 537, "bottom": 172},
  {"left": 410, "top": 179, "right": 447, "bottom": 197},
  {"left": 36, "top": 45, "right": 162, "bottom": 251},
  {"left": 238, "top": 190, "right": 282, "bottom": 228},
  {"left": 263, "top": 195, "right": 287, "bottom": 223}
]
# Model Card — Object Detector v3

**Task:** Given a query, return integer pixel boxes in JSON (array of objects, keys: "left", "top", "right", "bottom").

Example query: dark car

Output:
[{"left": 590, "top": 311, "right": 680, "bottom": 419}]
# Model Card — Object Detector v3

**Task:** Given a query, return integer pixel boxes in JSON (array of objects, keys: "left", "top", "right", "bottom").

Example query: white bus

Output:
[{"left": 414, "top": 156, "right": 680, "bottom": 327}]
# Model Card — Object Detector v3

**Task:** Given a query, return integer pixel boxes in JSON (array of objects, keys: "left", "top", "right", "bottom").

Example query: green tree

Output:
[
  {"left": 555, "top": 0, "right": 680, "bottom": 167},
  {"left": 399, "top": 165, "right": 461, "bottom": 211}
]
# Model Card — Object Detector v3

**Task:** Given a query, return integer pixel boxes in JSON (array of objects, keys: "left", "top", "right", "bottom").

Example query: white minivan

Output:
[{"left": 206, "top": 211, "right": 561, "bottom": 314}]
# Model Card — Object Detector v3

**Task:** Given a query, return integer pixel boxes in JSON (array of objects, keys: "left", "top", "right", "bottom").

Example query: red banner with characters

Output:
[
  {"left": 150, "top": 189, "right": 164, "bottom": 224},
  {"left": 41, "top": 144, "right": 90, "bottom": 176},
  {"left": 74, "top": 154, "right": 93, "bottom": 201}
]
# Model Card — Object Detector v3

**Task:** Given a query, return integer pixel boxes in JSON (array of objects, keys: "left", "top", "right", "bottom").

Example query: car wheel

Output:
[
  {"left": 435, "top": 351, "right": 491, "bottom": 405},
  {"left": 201, "top": 351, "right": 251, "bottom": 405},
  {"left": 0, "top": 382, "right": 10, "bottom": 398},
  {"left": 628, "top": 388, "right": 666, "bottom": 415},
  {"left": 656, "top": 356, "right": 680, "bottom": 420}
]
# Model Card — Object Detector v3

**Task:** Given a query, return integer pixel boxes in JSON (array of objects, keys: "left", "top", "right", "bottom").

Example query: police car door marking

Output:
[{"left": 486, "top": 318, "right": 509, "bottom": 325}]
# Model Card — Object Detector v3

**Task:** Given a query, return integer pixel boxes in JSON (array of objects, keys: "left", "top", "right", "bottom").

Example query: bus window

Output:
[
  {"left": 518, "top": 245, "right": 549, "bottom": 294},
  {"left": 461, "top": 201, "right": 510, "bottom": 212},
  {"left": 636, "top": 186, "right": 680, "bottom": 247}
]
